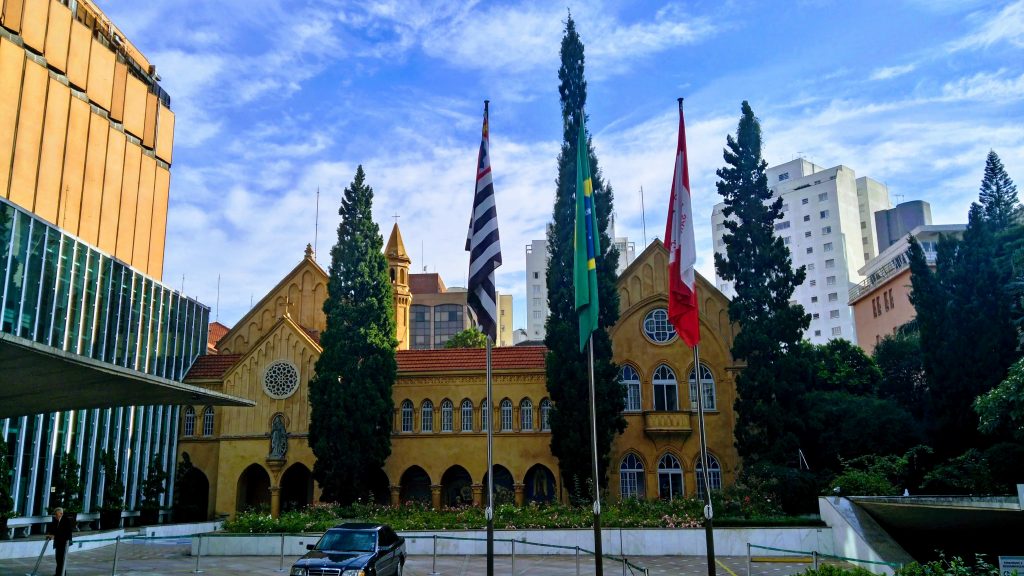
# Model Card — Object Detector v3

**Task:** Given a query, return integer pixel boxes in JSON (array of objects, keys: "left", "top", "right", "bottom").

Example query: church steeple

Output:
[{"left": 386, "top": 223, "right": 411, "bottom": 350}]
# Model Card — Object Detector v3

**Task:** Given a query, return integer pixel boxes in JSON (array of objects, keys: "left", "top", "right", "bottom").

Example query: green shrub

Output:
[{"left": 894, "top": 554, "right": 1005, "bottom": 576}]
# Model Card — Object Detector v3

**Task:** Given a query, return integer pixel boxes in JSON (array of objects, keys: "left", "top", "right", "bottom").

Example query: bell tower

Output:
[{"left": 385, "top": 223, "right": 412, "bottom": 350}]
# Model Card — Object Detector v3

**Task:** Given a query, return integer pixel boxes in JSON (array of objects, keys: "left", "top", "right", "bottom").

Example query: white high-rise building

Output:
[
  {"left": 525, "top": 239, "right": 549, "bottom": 341},
  {"left": 711, "top": 158, "right": 891, "bottom": 344}
]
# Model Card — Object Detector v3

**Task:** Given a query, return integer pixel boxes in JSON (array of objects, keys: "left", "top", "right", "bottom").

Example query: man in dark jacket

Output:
[{"left": 46, "top": 507, "right": 73, "bottom": 576}]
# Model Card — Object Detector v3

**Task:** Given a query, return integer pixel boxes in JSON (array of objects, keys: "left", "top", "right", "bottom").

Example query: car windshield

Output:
[{"left": 317, "top": 530, "right": 377, "bottom": 553}]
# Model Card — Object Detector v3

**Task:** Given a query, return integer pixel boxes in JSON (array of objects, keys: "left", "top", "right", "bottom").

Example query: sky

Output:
[{"left": 98, "top": 0, "right": 1024, "bottom": 332}]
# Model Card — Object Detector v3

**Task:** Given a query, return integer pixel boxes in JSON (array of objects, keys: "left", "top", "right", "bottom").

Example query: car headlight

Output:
[
  {"left": 341, "top": 570, "right": 365, "bottom": 576},
  {"left": 289, "top": 567, "right": 307, "bottom": 576}
]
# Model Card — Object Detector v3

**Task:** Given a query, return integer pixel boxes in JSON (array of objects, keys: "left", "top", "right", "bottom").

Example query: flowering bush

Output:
[{"left": 224, "top": 489, "right": 794, "bottom": 534}]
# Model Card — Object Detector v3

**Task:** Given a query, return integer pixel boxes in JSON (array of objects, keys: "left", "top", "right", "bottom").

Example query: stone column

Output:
[
  {"left": 431, "top": 484, "right": 442, "bottom": 509},
  {"left": 513, "top": 483, "right": 525, "bottom": 506},
  {"left": 390, "top": 485, "right": 401, "bottom": 507},
  {"left": 266, "top": 458, "right": 286, "bottom": 518},
  {"left": 269, "top": 486, "right": 281, "bottom": 518},
  {"left": 471, "top": 483, "right": 484, "bottom": 507}
]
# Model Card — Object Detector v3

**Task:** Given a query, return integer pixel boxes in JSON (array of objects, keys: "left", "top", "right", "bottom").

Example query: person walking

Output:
[{"left": 46, "top": 507, "right": 74, "bottom": 576}]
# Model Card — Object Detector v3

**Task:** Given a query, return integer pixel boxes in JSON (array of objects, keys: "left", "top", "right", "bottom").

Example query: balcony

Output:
[{"left": 643, "top": 411, "right": 692, "bottom": 439}]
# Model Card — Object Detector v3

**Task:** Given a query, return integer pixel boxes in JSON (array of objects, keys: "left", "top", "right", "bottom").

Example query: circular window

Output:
[
  {"left": 263, "top": 361, "right": 299, "bottom": 399},
  {"left": 643, "top": 308, "right": 677, "bottom": 344}
]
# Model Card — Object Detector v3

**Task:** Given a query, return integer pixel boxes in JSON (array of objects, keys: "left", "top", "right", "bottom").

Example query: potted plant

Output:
[
  {"left": 98, "top": 450, "right": 125, "bottom": 530},
  {"left": 139, "top": 455, "right": 169, "bottom": 526},
  {"left": 0, "top": 438, "right": 14, "bottom": 539},
  {"left": 52, "top": 453, "right": 82, "bottom": 522}
]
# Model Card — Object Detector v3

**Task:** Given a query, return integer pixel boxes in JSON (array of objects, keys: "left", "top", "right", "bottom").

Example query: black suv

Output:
[{"left": 289, "top": 522, "right": 406, "bottom": 576}]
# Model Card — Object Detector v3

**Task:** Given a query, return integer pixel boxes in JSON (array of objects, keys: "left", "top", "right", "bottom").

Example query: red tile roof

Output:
[
  {"left": 397, "top": 346, "right": 546, "bottom": 372},
  {"left": 185, "top": 354, "right": 242, "bottom": 380},
  {"left": 409, "top": 273, "right": 445, "bottom": 295},
  {"left": 208, "top": 322, "right": 231, "bottom": 351}
]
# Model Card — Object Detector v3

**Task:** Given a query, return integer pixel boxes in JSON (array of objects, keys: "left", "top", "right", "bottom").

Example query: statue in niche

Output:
[{"left": 269, "top": 414, "right": 288, "bottom": 459}]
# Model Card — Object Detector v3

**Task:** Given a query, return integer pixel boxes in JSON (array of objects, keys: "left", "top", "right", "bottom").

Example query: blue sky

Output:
[{"left": 99, "top": 0, "right": 1024, "bottom": 332}]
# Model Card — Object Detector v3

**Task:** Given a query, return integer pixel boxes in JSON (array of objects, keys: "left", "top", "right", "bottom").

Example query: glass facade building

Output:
[{"left": 1, "top": 196, "right": 209, "bottom": 534}]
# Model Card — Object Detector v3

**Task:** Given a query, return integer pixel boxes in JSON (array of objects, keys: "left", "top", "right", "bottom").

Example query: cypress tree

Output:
[
  {"left": 979, "top": 150, "right": 1020, "bottom": 231},
  {"left": 544, "top": 14, "right": 625, "bottom": 500},
  {"left": 713, "top": 101, "right": 810, "bottom": 467},
  {"left": 308, "top": 166, "right": 397, "bottom": 504}
]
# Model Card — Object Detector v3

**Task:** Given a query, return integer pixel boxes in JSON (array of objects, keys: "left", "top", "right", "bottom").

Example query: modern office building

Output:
[
  {"left": 497, "top": 293, "right": 513, "bottom": 347},
  {"left": 875, "top": 200, "right": 932, "bottom": 251},
  {"left": 711, "top": 158, "right": 891, "bottom": 344},
  {"left": 524, "top": 239, "right": 548, "bottom": 341},
  {"left": 0, "top": 0, "right": 246, "bottom": 537},
  {"left": 407, "top": 267, "right": 475, "bottom": 350},
  {"left": 849, "top": 224, "right": 965, "bottom": 354}
]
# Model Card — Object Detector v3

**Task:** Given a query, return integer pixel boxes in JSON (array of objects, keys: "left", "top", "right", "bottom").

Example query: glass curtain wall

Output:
[{"left": 0, "top": 198, "right": 208, "bottom": 536}]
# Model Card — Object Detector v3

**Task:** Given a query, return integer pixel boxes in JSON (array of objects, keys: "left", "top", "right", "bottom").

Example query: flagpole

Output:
[
  {"left": 486, "top": 333, "right": 495, "bottom": 576},
  {"left": 587, "top": 333, "right": 604, "bottom": 576},
  {"left": 693, "top": 343, "right": 716, "bottom": 576}
]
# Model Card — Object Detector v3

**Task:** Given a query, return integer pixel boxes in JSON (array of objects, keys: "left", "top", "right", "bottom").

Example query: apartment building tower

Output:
[{"left": 711, "top": 158, "right": 891, "bottom": 344}]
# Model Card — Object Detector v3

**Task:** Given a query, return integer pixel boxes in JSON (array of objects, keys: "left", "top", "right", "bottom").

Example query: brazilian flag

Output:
[{"left": 574, "top": 113, "right": 600, "bottom": 352}]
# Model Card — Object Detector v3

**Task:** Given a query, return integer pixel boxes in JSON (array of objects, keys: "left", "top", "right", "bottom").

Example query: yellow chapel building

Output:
[{"left": 175, "top": 225, "right": 741, "bottom": 519}]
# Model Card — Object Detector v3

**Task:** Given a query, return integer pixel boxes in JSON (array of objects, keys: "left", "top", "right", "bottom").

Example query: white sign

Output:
[{"left": 1000, "top": 556, "right": 1024, "bottom": 576}]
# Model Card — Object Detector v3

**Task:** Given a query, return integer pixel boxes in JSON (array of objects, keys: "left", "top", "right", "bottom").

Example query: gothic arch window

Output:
[
  {"left": 520, "top": 399, "right": 534, "bottom": 431},
  {"left": 421, "top": 400, "right": 434, "bottom": 433},
  {"left": 183, "top": 406, "right": 196, "bottom": 436},
  {"left": 540, "top": 398, "right": 552, "bottom": 431},
  {"left": 620, "top": 453, "right": 645, "bottom": 500},
  {"left": 202, "top": 406, "right": 215, "bottom": 436},
  {"left": 440, "top": 399, "right": 454, "bottom": 432},
  {"left": 461, "top": 399, "right": 473, "bottom": 432},
  {"left": 653, "top": 364, "right": 678, "bottom": 411},
  {"left": 500, "top": 399, "right": 513, "bottom": 431},
  {"left": 689, "top": 364, "right": 716, "bottom": 411},
  {"left": 658, "top": 453, "right": 684, "bottom": 501},
  {"left": 401, "top": 400, "right": 414, "bottom": 433},
  {"left": 480, "top": 399, "right": 489, "bottom": 431},
  {"left": 695, "top": 454, "right": 723, "bottom": 498},
  {"left": 620, "top": 365, "right": 641, "bottom": 412}
]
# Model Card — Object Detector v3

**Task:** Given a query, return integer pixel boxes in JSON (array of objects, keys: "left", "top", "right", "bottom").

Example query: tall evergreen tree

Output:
[
  {"left": 908, "top": 202, "right": 1018, "bottom": 457},
  {"left": 979, "top": 150, "right": 1020, "bottom": 231},
  {"left": 544, "top": 14, "right": 624, "bottom": 499},
  {"left": 713, "top": 101, "right": 810, "bottom": 467},
  {"left": 308, "top": 166, "right": 397, "bottom": 504}
]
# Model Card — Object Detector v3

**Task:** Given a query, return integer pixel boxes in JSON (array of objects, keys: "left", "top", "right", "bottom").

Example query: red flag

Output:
[{"left": 666, "top": 99, "right": 700, "bottom": 346}]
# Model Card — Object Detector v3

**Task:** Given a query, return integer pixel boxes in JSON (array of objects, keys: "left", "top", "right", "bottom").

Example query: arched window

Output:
[
  {"left": 695, "top": 454, "right": 723, "bottom": 498},
  {"left": 540, "top": 398, "right": 552, "bottom": 431},
  {"left": 481, "top": 399, "right": 489, "bottom": 431},
  {"left": 653, "top": 364, "right": 678, "bottom": 411},
  {"left": 620, "top": 365, "right": 641, "bottom": 412},
  {"left": 401, "top": 400, "right": 414, "bottom": 433},
  {"left": 202, "top": 406, "right": 214, "bottom": 436},
  {"left": 441, "top": 400, "right": 454, "bottom": 432},
  {"left": 658, "top": 454, "right": 684, "bottom": 501},
  {"left": 461, "top": 399, "right": 474, "bottom": 432},
  {"left": 421, "top": 400, "right": 434, "bottom": 433},
  {"left": 689, "top": 364, "right": 716, "bottom": 411},
  {"left": 520, "top": 399, "right": 534, "bottom": 431},
  {"left": 500, "top": 399, "right": 513, "bottom": 431},
  {"left": 620, "top": 454, "right": 645, "bottom": 500},
  {"left": 183, "top": 406, "right": 196, "bottom": 436}
]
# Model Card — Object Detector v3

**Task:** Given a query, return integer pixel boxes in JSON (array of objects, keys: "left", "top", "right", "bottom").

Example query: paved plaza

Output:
[{"left": 0, "top": 536, "right": 841, "bottom": 576}]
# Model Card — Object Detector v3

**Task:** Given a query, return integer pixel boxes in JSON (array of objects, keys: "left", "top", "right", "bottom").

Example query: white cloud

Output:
[
  {"left": 940, "top": 70, "right": 1024, "bottom": 102},
  {"left": 947, "top": 0, "right": 1024, "bottom": 52},
  {"left": 870, "top": 64, "right": 916, "bottom": 81}
]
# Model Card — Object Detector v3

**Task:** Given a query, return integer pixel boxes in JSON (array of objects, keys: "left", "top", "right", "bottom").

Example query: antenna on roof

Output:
[
  {"left": 216, "top": 274, "right": 220, "bottom": 322},
  {"left": 314, "top": 186, "right": 320, "bottom": 260},
  {"left": 640, "top": 186, "right": 647, "bottom": 247}
]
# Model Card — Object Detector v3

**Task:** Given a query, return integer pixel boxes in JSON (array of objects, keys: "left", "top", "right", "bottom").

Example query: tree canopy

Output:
[{"left": 308, "top": 166, "right": 397, "bottom": 504}]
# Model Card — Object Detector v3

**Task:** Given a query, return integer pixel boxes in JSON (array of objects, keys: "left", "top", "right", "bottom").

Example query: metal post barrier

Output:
[
  {"left": 621, "top": 555, "right": 627, "bottom": 576},
  {"left": 576, "top": 546, "right": 580, "bottom": 576},
  {"left": 813, "top": 550, "right": 819, "bottom": 570},
  {"left": 429, "top": 534, "right": 440, "bottom": 576},
  {"left": 746, "top": 543, "right": 751, "bottom": 576},
  {"left": 278, "top": 533, "right": 286, "bottom": 572},
  {"left": 193, "top": 534, "right": 204, "bottom": 574},
  {"left": 31, "top": 538, "right": 50, "bottom": 576},
  {"left": 511, "top": 539, "right": 516, "bottom": 576},
  {"left": 111, "top": 535, "right": 121, "bottom": 576}
]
